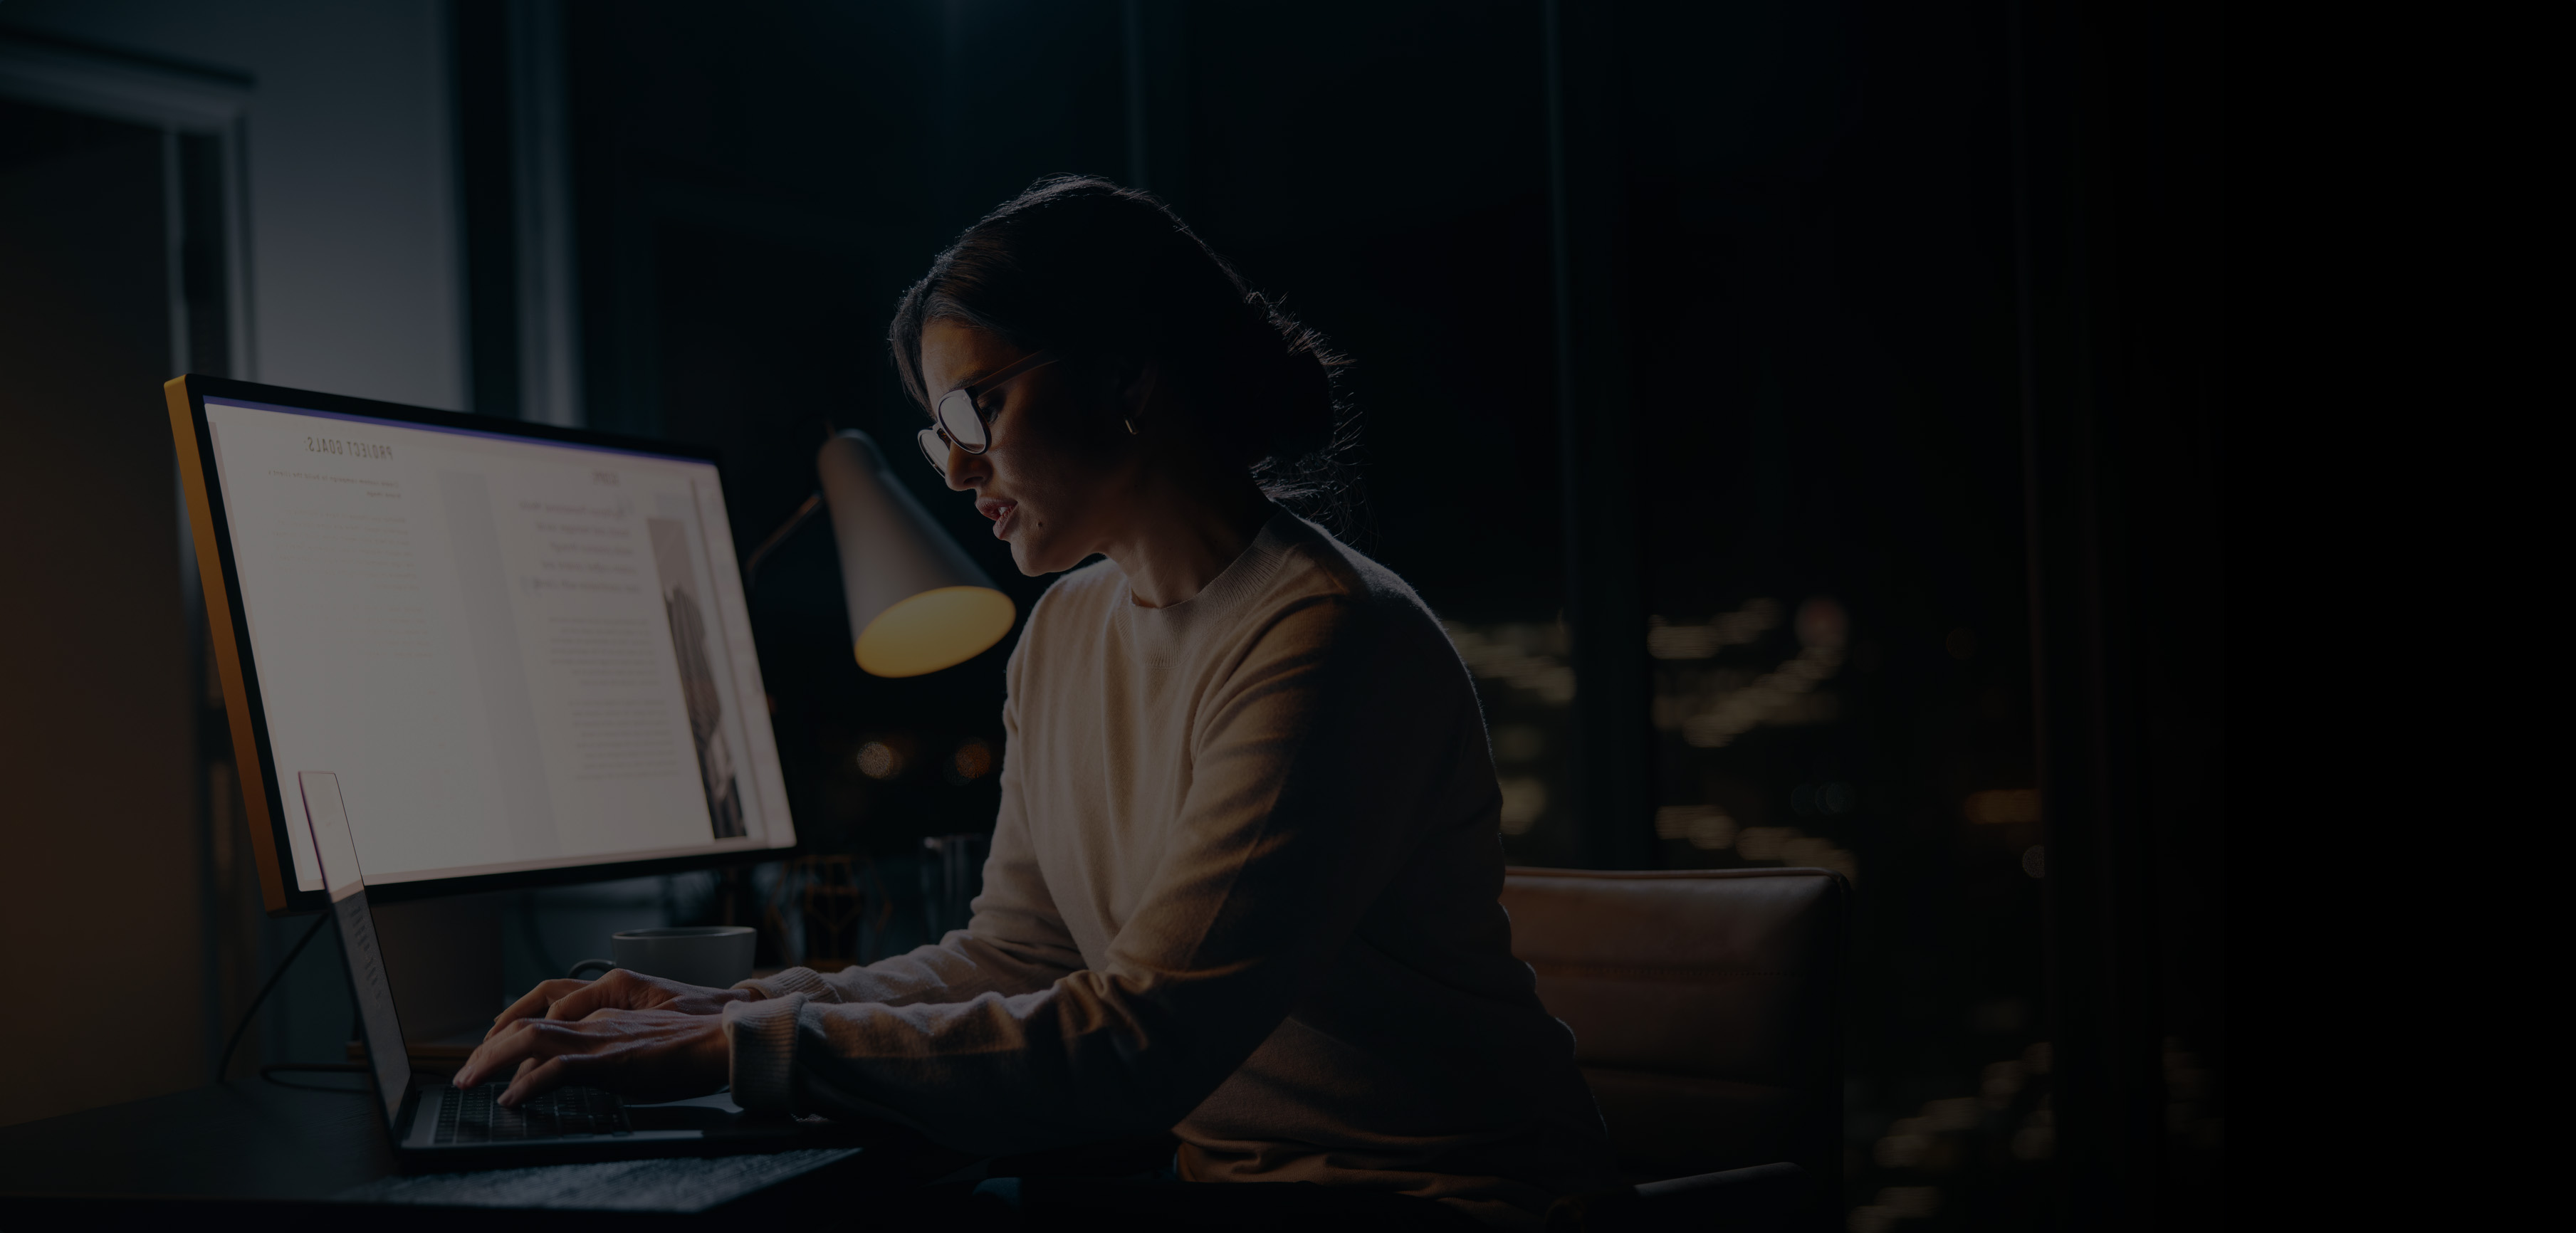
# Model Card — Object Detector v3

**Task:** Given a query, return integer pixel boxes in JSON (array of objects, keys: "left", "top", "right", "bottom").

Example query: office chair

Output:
[{"left": 1503, "top": 868, "right": 1848, "bottom": 1232}]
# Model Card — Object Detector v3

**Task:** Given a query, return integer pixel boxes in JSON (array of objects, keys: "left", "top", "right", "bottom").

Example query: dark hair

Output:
[{"left": 890, "top": 176, "right": 1358, "bottom": 524}]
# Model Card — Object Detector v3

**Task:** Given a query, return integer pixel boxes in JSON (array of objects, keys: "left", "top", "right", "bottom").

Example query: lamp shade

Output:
[{"left": 816, "top": 430, "right": 1015, "bottom": 677}]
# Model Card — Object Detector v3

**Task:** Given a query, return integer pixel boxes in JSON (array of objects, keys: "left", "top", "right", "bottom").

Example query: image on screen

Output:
[{"left": 201, "top": 396, "right": 796, "bottom": 891}]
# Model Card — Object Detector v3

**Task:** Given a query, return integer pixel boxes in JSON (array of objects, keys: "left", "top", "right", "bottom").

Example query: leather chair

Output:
[{"left": 1502, "top": 868, "right": 1847, "bottom": 1229}]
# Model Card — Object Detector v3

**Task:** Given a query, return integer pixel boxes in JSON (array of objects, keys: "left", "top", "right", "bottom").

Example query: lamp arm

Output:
[{"left": 741, "top": 490, "right": 826, "bottom": 592}]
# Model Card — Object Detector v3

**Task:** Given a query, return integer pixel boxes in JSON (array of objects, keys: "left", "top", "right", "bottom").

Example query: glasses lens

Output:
[
  {"left": 916, "top": 427, "right": 950, "bottom": 477},
  {"left": 936, "top": 389, "right": 990, "bottom": 451}
]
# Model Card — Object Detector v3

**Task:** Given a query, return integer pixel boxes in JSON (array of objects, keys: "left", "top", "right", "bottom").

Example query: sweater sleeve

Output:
[
  {"left": 728, "top": 812, "right": 1083, "bottom": 1005},
  {"left": 728, "top": 633, "right": 1086, "bottom": 1111},
  {"left": 724, "top": 802, "right": 1079, "bottom": 1111},
  {"left": 736, "top": 594, "right": 1470, "bottom": 1153}
]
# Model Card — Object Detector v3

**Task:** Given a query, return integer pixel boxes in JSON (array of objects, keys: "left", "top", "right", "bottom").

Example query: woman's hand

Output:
[
  {"left": 453, "top": 1007, "right": 731, "bottom": 1107},
  {"left": 485, "top": 967, "right": 755, "bottom": 1039},
  {"left": 459, "top": 968, "right": 756, "bottom": 1106}
]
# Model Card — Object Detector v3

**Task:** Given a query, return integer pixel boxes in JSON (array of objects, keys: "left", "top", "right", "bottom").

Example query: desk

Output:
[{"left": 0, "top": 1078, "right": 975, "bottom": 1228}]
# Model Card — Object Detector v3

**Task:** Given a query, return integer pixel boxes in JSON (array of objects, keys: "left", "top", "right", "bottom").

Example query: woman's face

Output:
[{"left": 920, "top": 318, "right": 1131, "bottom": 577}]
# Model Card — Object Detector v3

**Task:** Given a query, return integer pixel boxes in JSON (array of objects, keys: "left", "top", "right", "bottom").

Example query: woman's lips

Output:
[{"left": 978, "top": 498, "right": 1017, "bottom": 538}]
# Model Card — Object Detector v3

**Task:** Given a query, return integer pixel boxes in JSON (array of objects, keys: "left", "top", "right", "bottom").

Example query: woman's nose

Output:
[{"left": 943, "top": 441, "right": 983, "bottom": 490}]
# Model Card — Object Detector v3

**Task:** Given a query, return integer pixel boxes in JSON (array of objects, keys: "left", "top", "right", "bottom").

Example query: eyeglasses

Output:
[{"left": 916, "top": 349, "right": 1065, "bottom": 478}]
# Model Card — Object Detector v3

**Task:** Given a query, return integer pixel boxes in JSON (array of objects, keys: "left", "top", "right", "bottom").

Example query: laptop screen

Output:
[
  {"left": 198, "top": 395, "right": 797, "bottom": 894},
  {"left": 301, "top": 771, "right": 412, "bottom": 1128}
]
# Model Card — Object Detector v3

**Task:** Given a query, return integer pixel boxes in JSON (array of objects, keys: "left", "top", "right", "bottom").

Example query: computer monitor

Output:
[{"left": 168, "top": 376, "right": 799, "bottom": 914}]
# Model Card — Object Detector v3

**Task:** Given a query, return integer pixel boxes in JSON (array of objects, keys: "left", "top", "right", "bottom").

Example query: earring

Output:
[{"left": 1124, "top": 418, "right": 1141, "bottom": 436}]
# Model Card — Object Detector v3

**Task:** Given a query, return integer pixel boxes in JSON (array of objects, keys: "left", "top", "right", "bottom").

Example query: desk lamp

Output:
[{"left": 812, "top": 429, "right": 1015, "bottom": 676}]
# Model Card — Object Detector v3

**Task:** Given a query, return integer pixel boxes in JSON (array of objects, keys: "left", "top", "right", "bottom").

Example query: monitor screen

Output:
[{"left": 199, "top": 393, "right": 795, "bottom": 893}]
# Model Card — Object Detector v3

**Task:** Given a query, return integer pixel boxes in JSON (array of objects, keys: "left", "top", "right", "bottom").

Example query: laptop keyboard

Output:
[{"left": 435, "top": 1083, "right": 632, "bottom": 1144}]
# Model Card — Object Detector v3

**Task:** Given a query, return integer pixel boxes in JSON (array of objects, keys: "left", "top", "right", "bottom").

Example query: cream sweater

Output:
[{"left": 722, "top": 510, "right": 1612, "bottom": 1225}]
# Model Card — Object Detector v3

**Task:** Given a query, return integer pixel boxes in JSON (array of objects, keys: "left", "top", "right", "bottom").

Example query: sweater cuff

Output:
[
  {"left": 735, "top": 966, "right": 837, "bottom": 1001},
  {"left": 723, "top": 992, "right": 808, "bottom": 1113}
]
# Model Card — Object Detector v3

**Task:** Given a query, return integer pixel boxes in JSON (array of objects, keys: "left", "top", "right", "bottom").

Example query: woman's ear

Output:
[{"left": 1116, "top": 360, "right": 1162, "bottom": 428}]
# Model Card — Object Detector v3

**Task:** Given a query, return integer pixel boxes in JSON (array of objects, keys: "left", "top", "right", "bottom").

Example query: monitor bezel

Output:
[{"left": 169, "top": 374, "right": 805, "bottom": 914}]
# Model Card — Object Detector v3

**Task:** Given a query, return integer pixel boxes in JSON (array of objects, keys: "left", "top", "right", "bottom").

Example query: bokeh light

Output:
[
  {"left": 1498, "top": 777, "right": 1549, "bottom": 835},
  {"left": 1964, "top": 788, "right": 2041, "bottom": 825},
  {"left": 856, "top": 740, "right": 904, "bottom": 781}
]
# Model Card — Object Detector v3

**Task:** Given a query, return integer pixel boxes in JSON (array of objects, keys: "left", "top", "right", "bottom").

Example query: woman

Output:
[{"left": 456, "top": 177, "right": 1613, "bottom": 1229}]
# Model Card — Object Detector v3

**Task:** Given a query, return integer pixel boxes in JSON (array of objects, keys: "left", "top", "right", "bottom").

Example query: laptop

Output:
[{"left": 305, "top": 751, "right": 841, "bottom": 1167}]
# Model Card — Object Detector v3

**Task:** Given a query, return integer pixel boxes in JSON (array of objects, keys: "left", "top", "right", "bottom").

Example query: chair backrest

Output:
[{"left": 1501, "top": 867, "right": 1845, "bottom": 1186}]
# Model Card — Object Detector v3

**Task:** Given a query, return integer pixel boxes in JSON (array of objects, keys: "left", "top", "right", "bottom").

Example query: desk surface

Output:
[
  {"left": 0, "top": 1077, "right": 970, "bottom": 1220},
  {"left": 0, "top": 1076, "right": 392, "bottom": 1200}
]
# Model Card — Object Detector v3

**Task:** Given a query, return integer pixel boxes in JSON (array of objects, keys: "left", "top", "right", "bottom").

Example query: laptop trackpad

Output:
[{"left": 626, "top": 1092, "right": 801, "bottom": 1138}]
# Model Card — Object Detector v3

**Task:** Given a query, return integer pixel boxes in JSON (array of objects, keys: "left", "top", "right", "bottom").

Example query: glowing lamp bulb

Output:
[
  {"left": 817, "top": 431, "right": 1013, "bottom": 678},
  {"left": 854, "top": 584, "right": 1017, "bottom": 678}
]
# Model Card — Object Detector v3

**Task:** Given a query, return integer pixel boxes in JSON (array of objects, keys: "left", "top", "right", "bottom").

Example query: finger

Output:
[
  {"left": 487, "top": 989, "right": 548, "bottom": 1039},
  {"left": 455, "top": 1018, "right": 581, "bottom": 1088},
  {"left": 544, "top": 967, "right": 642, "bottom": 1021},
  {"left": 498, "top": 1054, "right": 579, "bottom": 1107},
  {"left": 454, "top": 1027, "right": 523, "bottom": 1088},
  {"left": 488, "top": 978, "right": 592, "bottom": 1038},
  {"left": 549, "top": 966, "right": 691, "bottom": 1022},
  {"left": 493, "top": 978, "right": 585, "bottom": 1030}
]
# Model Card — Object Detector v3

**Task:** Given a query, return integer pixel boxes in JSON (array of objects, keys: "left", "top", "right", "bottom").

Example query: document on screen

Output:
[{"left": 202, "top": 398, "right": 792, "bottom": 891}]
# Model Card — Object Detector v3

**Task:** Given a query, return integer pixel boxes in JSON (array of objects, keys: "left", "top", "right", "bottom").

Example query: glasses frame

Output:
[{"left": 917, "top": 348, "right": 1066, "bottom": 478}]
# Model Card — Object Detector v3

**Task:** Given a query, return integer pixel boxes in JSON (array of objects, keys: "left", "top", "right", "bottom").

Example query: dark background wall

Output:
[{"left": 0, "top": 98, "right": 204, "bottom": 1130}]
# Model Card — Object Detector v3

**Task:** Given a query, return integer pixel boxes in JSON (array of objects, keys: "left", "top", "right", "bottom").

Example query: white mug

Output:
[{"left": 568, "top": 925, "right": 755, "bottom": 990}]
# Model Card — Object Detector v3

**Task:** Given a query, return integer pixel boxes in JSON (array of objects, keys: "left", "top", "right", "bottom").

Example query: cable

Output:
[
  {"left": 742, "top": 491, "right": 826, "bottom": 591},
  {"left": 216, "top": 912, "right": 330, "bottom": 1083}
]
